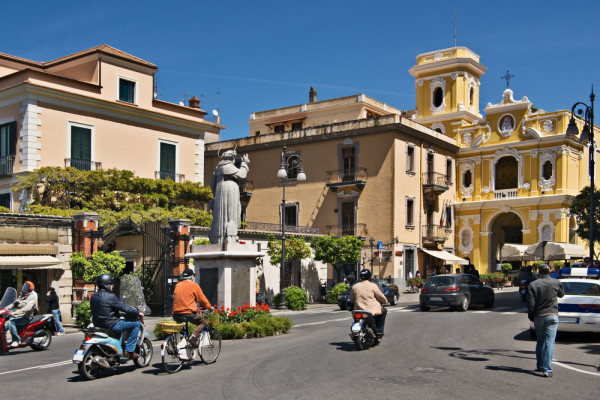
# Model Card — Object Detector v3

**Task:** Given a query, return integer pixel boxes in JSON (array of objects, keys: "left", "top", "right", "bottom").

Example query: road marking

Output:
[
  {"left": 554, "top": 360, "right": 600, "bottom": 377},
  {"left": 0, "top": 360, "right": 72, "bottom": 376},
  {"left": 294, "top": 317, "right": 348, "bottom": 327}
]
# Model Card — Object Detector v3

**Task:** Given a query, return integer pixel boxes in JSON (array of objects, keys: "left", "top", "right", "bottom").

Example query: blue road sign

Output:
[{"left": 378, "top": 241, "right": 383, "bottom": 250}]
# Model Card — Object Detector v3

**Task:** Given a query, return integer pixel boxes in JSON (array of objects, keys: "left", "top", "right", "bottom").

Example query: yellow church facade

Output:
[{"left": 410, "top": 47, "right": 594, "bottom": 274}]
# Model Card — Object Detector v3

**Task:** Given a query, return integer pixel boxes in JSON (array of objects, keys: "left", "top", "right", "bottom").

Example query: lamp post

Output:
[
  {"left": 369, "top": 237, "right": 375, "bottom": 272},
  {"left": 566, "top": 87, "right": 595, "bottom": 260},
  {"left": 276, "top": 145, "right": 306, "bottom": 309}
]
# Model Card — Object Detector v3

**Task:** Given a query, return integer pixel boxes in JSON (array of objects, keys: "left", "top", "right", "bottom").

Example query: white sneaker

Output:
[
  {"left": 10, "top": 341, "right": 20, "bottom": 347},
  {"left": 57, "top": 332, "right": 64, "bottom": 336}
]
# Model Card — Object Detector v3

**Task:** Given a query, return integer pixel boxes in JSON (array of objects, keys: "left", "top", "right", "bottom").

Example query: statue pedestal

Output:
[{"left": 185, "top": 243, "right": 265, "bottom": 310}]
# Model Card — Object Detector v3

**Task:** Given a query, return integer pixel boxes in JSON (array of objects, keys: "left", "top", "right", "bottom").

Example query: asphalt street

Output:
[{"left": 1, "top": 287, "right": 598, "bottom": 400}]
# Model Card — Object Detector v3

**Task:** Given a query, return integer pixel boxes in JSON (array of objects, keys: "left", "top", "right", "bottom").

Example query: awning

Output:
[
  {"left": 500, "top": 243, "right": 529, "bottom": 261},
  {"left": 0, "top": 255, "right": 63, "bottom": 269},
  {"left": 523, "top": 242, "right": 587, "bottom": 261},
  {"left": 420, "top": 248, "right": 468, "bottom": 265}
]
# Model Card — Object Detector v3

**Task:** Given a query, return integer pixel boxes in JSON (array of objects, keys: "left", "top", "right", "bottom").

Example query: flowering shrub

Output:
[{"left": 211, "top": 302, "right": 270, "bottom": 324}]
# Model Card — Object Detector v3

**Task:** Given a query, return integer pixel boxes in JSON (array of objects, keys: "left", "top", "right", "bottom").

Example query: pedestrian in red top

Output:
[{"left": 172, "top": 269, "right": 212, "bottom": 346}]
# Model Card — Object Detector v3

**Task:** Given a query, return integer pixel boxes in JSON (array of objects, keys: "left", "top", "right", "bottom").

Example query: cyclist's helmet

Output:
[
  {"left": 97, "top": 273, "right": 114, "bottom": 290},
  {"left": 360, "top": 269, "right": 372, "bottom": 281}
]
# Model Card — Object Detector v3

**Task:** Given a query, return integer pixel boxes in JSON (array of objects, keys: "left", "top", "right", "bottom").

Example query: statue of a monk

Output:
[{"left": 208, "top": 149, "right": 250, "bottom": 244}]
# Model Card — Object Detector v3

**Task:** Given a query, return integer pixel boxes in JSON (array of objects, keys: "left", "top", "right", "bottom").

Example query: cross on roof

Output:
[{"left": 501, "top": 70, "right": 515, "bottom": 88}]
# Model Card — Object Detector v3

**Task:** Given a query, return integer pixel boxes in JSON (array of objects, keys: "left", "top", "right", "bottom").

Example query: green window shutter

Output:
[
  {"left": 71, "top": 126, "right": 91, "bottom": 161},
  {"left": 160, "top": 142, "right": 176, "bottom": 173},
  {"left": 0, "top": 122, "right": 17, "bottom": 157}
]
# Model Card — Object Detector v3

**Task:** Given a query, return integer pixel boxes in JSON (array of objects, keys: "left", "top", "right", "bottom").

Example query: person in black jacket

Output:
[
  {"left": 45, "top": 287, "right": 65, "bottom": 335},
  {"left": 526, "top": 264, "right": 565, "bottom": 377},
  {"left": 90, "top": 274, "right": 143, "bottom": 360}
]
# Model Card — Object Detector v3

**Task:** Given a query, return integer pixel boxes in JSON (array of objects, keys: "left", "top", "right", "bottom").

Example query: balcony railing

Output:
[
  {"left": 325, "top": 223, "right": 367, "bottom": 238},
  {"left": 155, "top": 171, "right": 185, "bottom": 183},
  {"left": 422, "top": 224, "right": 450, "bottom": 244},
  {"left": 325, "top": 168, "right": 368, "bottom": 191},
  {"left": 245, "top": 221, "right": 319, "bottom": 234},
  {"left": 421, "top": 172, "right": 449, "bottom": 194},
  {"left": 494, "top": 189, "right": 518, "bottom": 199},
  {"left": 65, "top": 158, "right": 102, "bottom": 171},
  {"left": 0, "top": 155, "right": 15, "bottom": 176}
]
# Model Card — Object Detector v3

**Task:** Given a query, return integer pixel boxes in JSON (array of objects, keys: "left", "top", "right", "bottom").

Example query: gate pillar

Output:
[
  {"left": 169, "top": 219, "right": 191, "bottom": 277},
  {"left": 73, "top": 212, "right": 101, "bottom": 257}
]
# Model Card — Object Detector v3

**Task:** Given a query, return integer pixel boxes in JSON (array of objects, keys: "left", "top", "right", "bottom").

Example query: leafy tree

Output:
[
  {"left": 70, "top": 251, "right": 126, "bottom": 282},
  {"left": 310, "top": 235, "right": 363, "bottom": 282},
  {"left": 266, "top": 234, "right": 311, "bottom": 288},
  {"left": 569, "top": 185, "right": 600, "bottom": 259},
  {"left": 10, "top": 166, "right": 213, "bottom": 231}
]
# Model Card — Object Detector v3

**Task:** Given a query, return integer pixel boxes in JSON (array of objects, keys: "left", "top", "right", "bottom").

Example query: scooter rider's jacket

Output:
[
  {"left": 349, "top": 280, "right": 387, "bottom": 316},
  {"left": 6, "top": 292, "right": 37, "bottom": 319},
  {"left": 90, "top": 288, "right": 139, "bottom": 329}
]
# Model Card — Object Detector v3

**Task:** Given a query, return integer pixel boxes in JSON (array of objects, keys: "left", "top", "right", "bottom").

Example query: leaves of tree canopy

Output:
[
  {"left": 569, "top": 185, "right": 600, "bottom": 258},
  {"left": 310, "top": 235, "right": 364, "bottom": 281},
  {"left": 266, "top": 234, "right": 312, "bottom": 265}
]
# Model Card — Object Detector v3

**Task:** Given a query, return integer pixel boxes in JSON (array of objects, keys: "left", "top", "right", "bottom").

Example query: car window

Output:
[
  {"left": 466, "top": 275, "right": 480, "bottom": 285},
  {"left": 426, "top": 276, "right": 454, "bottom": 286},
  {"left": 562, "top": 281, "right": 600, "bottom": 296}
]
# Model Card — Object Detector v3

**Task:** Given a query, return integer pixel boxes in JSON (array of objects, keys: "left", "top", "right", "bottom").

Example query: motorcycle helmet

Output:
[
  {"left": 21, "top": 281, "right": 34, "bottom": 293},
  {"left": 96, "top": 273, "right": 114, "bottom": 290},
  {"left": 359, "top": 269, "right": 372, "bottom": 281}
]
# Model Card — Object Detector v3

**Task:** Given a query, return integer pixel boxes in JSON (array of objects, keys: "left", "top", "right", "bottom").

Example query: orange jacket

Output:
[{"left": 172, "top": 280, "right": 211, "bottom": 314}]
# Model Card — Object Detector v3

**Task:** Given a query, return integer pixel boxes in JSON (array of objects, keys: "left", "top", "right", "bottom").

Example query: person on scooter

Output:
[
  {"left": 349, "top": 269, "right": 388, "bottom": 338},
  {"left": 5, "top": 281, "right": 38, "bottom": 347},
  {"left": 90, "top": 274, "right": 143, "bottom": 360},
  {"left": 172, "top": 269, "right": 213, "bottom": 347}
]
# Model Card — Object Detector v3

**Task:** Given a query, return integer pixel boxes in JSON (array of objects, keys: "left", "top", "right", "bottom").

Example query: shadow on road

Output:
[
  {"left": 485, "top": 365, "right": 539, "bottom": 376},
  {"left": 330, "top": 341, "right": 359, "bottom": 352}
]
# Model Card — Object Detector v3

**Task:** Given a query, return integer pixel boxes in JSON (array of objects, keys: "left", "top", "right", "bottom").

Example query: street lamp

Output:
[
  {"left": 566, "top": 87, "right": 595, "bottom": 260},
  {"left": 276, "top": 145, "right": 306, "bottom": 309}
]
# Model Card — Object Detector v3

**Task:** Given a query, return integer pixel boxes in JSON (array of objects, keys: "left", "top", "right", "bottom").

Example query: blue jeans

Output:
[
  {"left": 51, "top": 310, "right": 65, "bottom": 334},
  {"left": 111, "top": 319, "right": 141, "bottom": 353},
  {"left": 534, "top": 314, "right": 559, "bottom": 374},
  {"left": 6, "top": 316, "right": 30, "bottom": 343}
]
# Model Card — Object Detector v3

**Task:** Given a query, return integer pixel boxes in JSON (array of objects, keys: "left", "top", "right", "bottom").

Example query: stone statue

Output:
[{"left": 208, "top": 149, "right": 250, "bottom": 244}]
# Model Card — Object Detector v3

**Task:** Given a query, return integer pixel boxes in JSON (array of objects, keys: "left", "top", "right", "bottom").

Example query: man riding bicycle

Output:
[{"left": 172, "top": 269, "right": 213, "bottom": 346}]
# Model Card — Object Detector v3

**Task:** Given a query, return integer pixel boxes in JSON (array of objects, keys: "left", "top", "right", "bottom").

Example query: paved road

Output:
[{"left": 1, "top": 288, "right": 598, "bottom": 400}]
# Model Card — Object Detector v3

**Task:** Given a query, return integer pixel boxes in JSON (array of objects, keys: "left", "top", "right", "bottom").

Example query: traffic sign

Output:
[{"left": 377, "top": 241, "right": 383, "bottom": 250}]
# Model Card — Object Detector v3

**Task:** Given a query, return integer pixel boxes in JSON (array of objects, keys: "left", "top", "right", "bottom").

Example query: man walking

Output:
[{"left": 526, "top": 264, "right": 565, "bottom": 377}]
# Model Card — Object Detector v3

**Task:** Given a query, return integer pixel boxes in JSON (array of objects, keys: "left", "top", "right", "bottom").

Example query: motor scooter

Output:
[
  {"left": 348, "top": 303, "right": 384, "bottom": 351},
  {"left": 72, "top": 276, "right": 153, "bottom": 380},
  {"left": 0, "top": 287, "right": 56, "bottom": 353}
]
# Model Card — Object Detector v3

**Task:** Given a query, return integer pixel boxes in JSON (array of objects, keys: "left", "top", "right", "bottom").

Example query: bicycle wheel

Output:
[
  {"left": 162, "top": 334, "right": 184, "bottom": 374},
  {"left": 199, "top": 327, "right": 221, "bottom": 364}
]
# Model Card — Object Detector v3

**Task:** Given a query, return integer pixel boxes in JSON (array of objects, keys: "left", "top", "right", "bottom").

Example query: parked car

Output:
[
  {"left": 337, "top": 279, "right": 399, "bottom": 310},
  {"left": 419, "top": 274, "right": 494, "bottom": 311},
  {"left": 529, "top": 267, "right": 600, "bottom": 338}
]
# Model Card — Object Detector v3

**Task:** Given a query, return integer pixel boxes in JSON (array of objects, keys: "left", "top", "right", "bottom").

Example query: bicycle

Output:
[{"left": 159, "top": 315, "right": 221, "bottom": 374}]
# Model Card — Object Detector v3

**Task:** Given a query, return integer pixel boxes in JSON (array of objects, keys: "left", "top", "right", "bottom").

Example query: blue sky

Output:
[{"left": 2, "top": 1, "right": 599, "bottom": 141}]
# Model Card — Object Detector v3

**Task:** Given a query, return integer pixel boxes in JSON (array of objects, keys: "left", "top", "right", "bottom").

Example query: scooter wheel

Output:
[
  {"left": 134, "top": 338, "right": 153, "bottom": 368},
  {"left": 79, "top": 347, "right": 103, "bottom": 380},
  {"left": 353, "top": 334, "right": 365, "bottom": 351},
  {"left": 30, "top": 328, "right": 52, "bottom": 351}
]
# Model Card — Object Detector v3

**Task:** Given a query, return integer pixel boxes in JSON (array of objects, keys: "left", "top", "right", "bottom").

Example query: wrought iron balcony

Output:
[
  {"left": 155, "top": 171, "right": 185, "bottom": 183},
  {"left": 422, "top": 172, "right": 449, "bottom": 195},
  {"left": 422, "top": 224, "right": 451, "bottom": 245},
  {"left": 494, "top": 189, "right": 518, "bottom": 199},
  {"left": 65, "top": 158, "right": 102, "bottom": 171},
  {"left": 325, "top": 168, "right": 368, "bottom": 192},
  {"left": 325, "top": 223, "right": 367, "bottom": 238},
  {"left": 0, "top": 155, "right": 15, "bottom": 176},
  {"left": 245, "top": 221, "right": 319, "bottom": 234}
]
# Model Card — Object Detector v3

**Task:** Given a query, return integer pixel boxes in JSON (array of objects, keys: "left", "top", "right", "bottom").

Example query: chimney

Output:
[
  {"left": 188, "top": 95, "right": 200, "bottom": 109},
  {"left": 309, "top": 87, "right": 317, "bottom": 103}
]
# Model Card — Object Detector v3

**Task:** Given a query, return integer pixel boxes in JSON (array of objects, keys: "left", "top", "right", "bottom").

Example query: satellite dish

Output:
[
  {"left": 212, "top": 109, "right": 219, "bottom": 116},
  {"left": 179, "top": 101, "right": 184, "bottom": 106}
]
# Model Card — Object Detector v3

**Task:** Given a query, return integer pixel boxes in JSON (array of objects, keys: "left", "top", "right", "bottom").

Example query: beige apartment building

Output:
[
  {"left": 0, "top": 44, "right": 222, "bottom": 211},
  {"left": 205, "top": 90, "right": 460, "bottom": 288}
]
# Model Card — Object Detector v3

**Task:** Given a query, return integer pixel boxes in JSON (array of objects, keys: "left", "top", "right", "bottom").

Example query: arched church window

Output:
[
  {"left": 433, "top": 87, "right": 443, "bottom": 108},
  {"left": 543, "top": 160, "right": 553, "bottom": 180},
  {"left": 495, "top": 156, "right": 518, "bottom": 190},
  {"left": 463, "top": 170, "right": 472, "bottom": 188},
  {"left": 470, "top": 87, "right": 474, "bottom": 107}
]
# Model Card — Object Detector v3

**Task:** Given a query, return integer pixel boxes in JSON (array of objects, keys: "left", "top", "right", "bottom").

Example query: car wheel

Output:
[
  {"left": 420, "top": 305, "right": 430, "bottom": 312},
  {"left": 457, "top": 295, "right": 469, "bottom": 311},
  {"left": 339, "top": 305, "right": 346, "bottom": 310}
]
